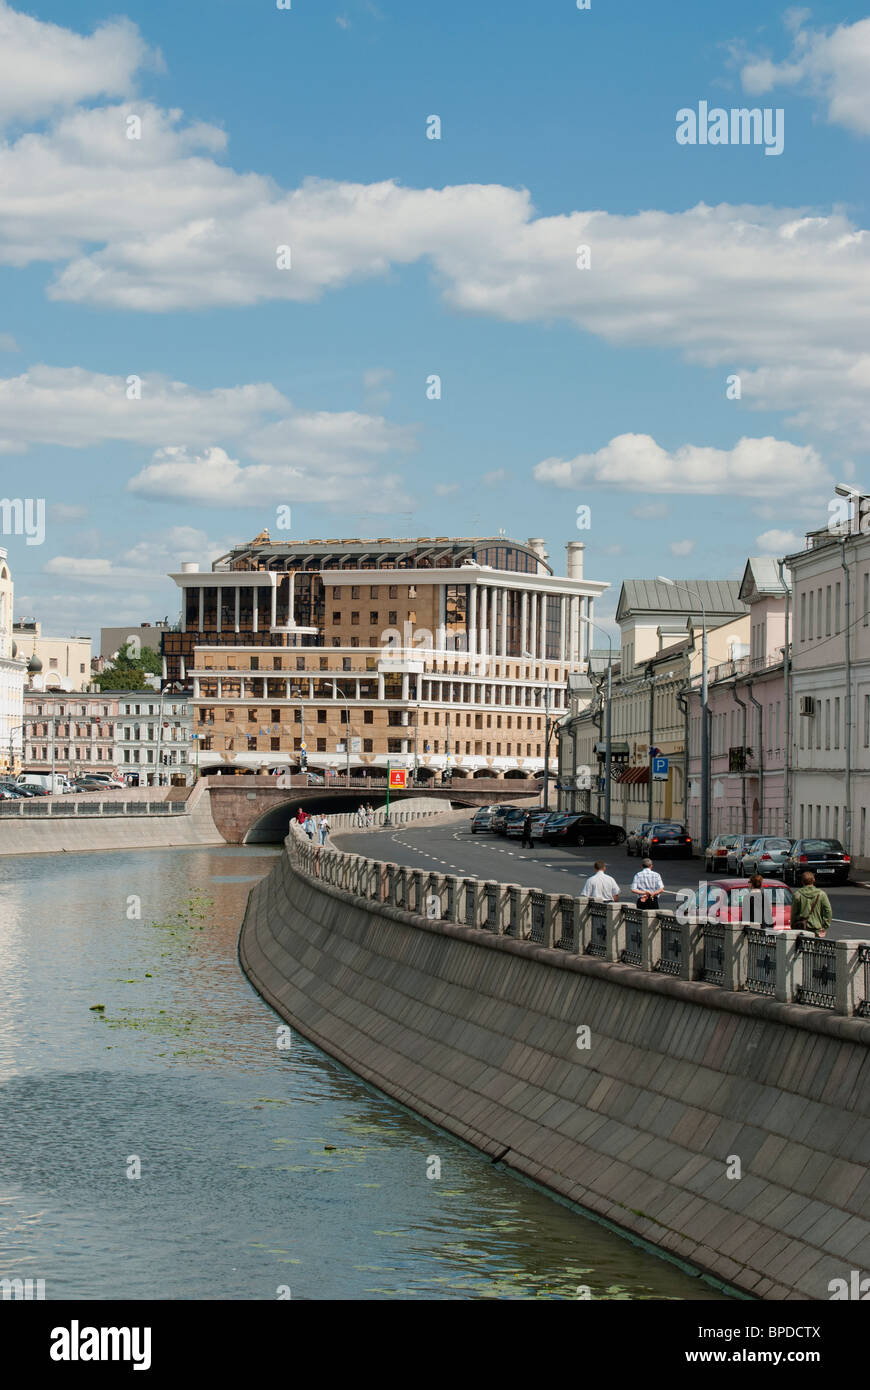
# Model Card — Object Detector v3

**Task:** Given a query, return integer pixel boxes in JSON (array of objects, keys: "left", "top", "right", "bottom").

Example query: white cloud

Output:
[
  {"left": 533, "top": 433, "right": 827, "bottom": 496},
  {"left": 741, "top": 15, "right": 870, "bottom": 136},
  {"left": 0, "top": 2, "right": 159, "bottom": 127},
  {"left": 434, "top": 482, "right": 460, "bottom": 496},
  {"left": 669, "top": 539, "right": 696, "bottom": 557},
  {"left": 0, "top": 364, "right": 417, "bottom": 507},
  {"left": 43, "top": 526, "right": 231, "bottom": 583},
  {"left": 48, "top": 502, "right": 87, "bottom": 522},
  {"left": 755, "top": 528, "right": 802, "bottom": 554}
]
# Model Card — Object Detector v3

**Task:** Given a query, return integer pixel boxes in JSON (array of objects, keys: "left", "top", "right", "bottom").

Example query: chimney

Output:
[
  {"left": 565, "top": 541, "right": 584, "bottom": 580},
  {"left": 527, "top": 537, "right": 549, "bottom": 571},
  {"left": 181, "top": 562, "right": 199, "bottom": 573}
]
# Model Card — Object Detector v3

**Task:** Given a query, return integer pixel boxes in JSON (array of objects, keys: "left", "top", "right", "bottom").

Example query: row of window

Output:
[
  {"left": 331, "top": 585, "right": 400, "bottom": 600},
  {"left": 198, "top": 734, "right": 544, "bottom": 756},
  {"left": 799, "top": 581, "right": 843, "bottom": 642}
]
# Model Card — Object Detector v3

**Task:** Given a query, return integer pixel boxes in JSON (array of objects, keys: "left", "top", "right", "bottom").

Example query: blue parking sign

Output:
[{"left": 652, "top": 756, "right": 669, "bottom": 780}]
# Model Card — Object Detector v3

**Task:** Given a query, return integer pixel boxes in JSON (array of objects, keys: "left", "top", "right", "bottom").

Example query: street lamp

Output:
[
  {"left": 331, "top": 682, "right": 351, "bottom": 788},
  {"left": 290, "top": 685, "right": 307, "bottom": 776},
  {"left": 522, "top": 651, "right": 553, "bottom": 810},
  {"left": 578, "top": 617, "right": 613, "bottom": 827},
  {"left": 657, "top": 577, "right": 709, "bottom": 854}
]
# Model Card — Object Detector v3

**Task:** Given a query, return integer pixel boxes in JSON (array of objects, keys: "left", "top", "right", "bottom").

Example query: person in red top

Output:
[{"left": 296, "top": 807, "right": 307, "bottom": 824}]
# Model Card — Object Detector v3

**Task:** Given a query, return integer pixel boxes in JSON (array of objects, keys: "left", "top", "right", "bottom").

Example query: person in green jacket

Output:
[{"left": 790, "top": 871, "right": 833, "bottom": 936}]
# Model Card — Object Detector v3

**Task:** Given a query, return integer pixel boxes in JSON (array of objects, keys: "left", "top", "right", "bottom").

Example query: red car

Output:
[{"left": 694, "top": 877, "right": 793, "bottom": 928}]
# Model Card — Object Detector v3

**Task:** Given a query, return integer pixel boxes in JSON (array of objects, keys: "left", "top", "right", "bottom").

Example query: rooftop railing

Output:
[{"left": 287, "top": 822, "right": 870, "bottom": 1021}]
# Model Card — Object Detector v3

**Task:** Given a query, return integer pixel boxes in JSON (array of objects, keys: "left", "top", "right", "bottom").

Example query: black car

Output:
[
  {"left": 640, "top": 822, "right": 694, "bottom": 858},
  {"left": 783, "top": 839, "right": 851, "bottom": 886},
  {"left": 542, "top": 812, "right": 626, "bottom": 847}
]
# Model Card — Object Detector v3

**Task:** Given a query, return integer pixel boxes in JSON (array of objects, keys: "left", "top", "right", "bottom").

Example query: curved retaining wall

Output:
[
  {"left": 239, "top": 835, "right": 870, "bottom": 1300},
  {"left": 0, "top": 780, "right": 223, "bottom": 855}
]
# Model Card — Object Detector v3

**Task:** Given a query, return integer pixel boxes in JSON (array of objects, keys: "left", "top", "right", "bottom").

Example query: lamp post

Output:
[
  {"left": 331, "top": 681, "right": 351, "bottom": 787},
  {"left": 522, "top": 652, "right": 553, "bottom": 810},
  {"left": 658, "top": 577, "right": 709, "bottom": 853},
  {"left": 290, "top": 685, "right": 307, "bottom": 776},
  {"left": 578, "top": 616, "right": 613, "bottom": 827}
]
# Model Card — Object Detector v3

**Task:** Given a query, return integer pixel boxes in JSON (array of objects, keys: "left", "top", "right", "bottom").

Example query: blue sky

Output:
[{"left": 1, "top": 0, "right": 869, "bottom": 636}]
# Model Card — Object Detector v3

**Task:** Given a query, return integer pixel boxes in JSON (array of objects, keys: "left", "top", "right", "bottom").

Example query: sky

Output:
[{"left": 1, "top": 0, "right": 869, "bottom": 638}]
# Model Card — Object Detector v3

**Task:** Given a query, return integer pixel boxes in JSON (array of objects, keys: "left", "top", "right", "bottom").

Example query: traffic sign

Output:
[
  {"left": 299, "top": 741, "right": 307, "bottom": 750},
  {"left": 389, "top": 768, "right": 407, "bottom": 788},
  {"left": 652, "top": 756, "right": 669, "bottom": 780}
]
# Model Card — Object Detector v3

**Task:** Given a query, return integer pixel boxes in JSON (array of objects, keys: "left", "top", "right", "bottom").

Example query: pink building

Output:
[{"left": 686, "top": 559, "right": 789, "bottom": 842}]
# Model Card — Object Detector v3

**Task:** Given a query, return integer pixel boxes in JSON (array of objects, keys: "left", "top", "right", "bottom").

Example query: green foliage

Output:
[{"left": 94, "top": 639, "right": 152, "bottom": 691}]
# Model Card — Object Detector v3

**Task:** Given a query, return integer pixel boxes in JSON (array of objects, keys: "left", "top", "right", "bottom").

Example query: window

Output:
[
  {"left": 388, "top": 611, "right": 397, "bottom": 625},
  {"left": 825, "top": 699, "right": 831, "bottom": 750},
  {"left": 316, "top": 738, "right": 326, "bottom": 752},
  {"left": 370, "top": 586, "right": 379, "bottom": 598},
  {"left": 271, "top": 737, "right": 280, "bottom": 751},
  {"left": 825, "top": 585, "right": 832, "bottom": 636},
  {"left": 865, "top": 694, "right": 869, "bottom": 749},
  {"left": 342, "top": 657, "right": 352, "bottom": 670},
  {"left": 835, "top": 581, "right": 841, "bottom": 634},
  {"left": 388, "top": 738, "right": 402, "bottom": 753},
  {"left": 332, "top": 612, "right": 341, "bottom": 624},
  {"left": 864, "top": 572, "right": 869, "bottom": 627},
  {"left": 250, "top": 657, "right": 259, "bottom": 671},
  {"left": 270, "top": 708, "right": 280, "bottom": 722},
  {"left": 351, "top": 612, "right": 359, "bottom": 625},
  {"left": 333, "top": 587, "right": 341, "bottom": 599},
  {"left": 364, "top": 710, "right": 373, "bottom": 724},
  {"left": 319, "top": 658, "right": 328, "bottom": 670},
  {"left": 296, "top": 657, "right": 305, "bottom": 670},
  {"left": 808, "top": 590, "right": 814, "bottom": 640},
  {"left": 363, "top": 738, "right": 373, "bottom": 752},
  {"left": 369, "top": 611, "right": 378, "bottom": 625},
  {"left": 389, "top": 585, "right": 398, "bottom": 598},
  {"left": 317, "top": 710, "right": 326, "bottom": 723},
  {"left": 834, "top": 697, "right": 840, "bottom": 749},
  {"left": 351, "top": 586, "right": 359, "bottom": 599}
]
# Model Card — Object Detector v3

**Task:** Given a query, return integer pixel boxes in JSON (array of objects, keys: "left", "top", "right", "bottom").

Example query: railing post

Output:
[
  {"left": 444, "top": 875, "right": 462, "bottom": 923},
  {"left": 721, "top": 922, "right": 748, "bottom": 991},
  {"left": 834, "top": 940, "right": 861, "bottom": 1017},
  {"left": 603, "top": 903, "right": 622, "bottom": 962},
  {"left": 775, "top": 930, "right": 800, "bottom": 1004},
  {"left": 499, "top": 883, "right": 519, "bottom": 935}
]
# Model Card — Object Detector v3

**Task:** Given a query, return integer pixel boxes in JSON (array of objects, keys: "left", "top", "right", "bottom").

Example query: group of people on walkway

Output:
[
  {"left": 580, "top": 858, "right": 831, "bottom": 935},
  {"left": 295, "top": 807, "right": 331, "bottom": 845},
  {"left": 355, "top": 804, "right": 376, "bottom": 827}
]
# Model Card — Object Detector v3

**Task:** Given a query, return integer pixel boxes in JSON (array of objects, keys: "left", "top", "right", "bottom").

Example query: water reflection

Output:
[{"left": 0, "top": 847, "right": 730, "bottom": 1300}]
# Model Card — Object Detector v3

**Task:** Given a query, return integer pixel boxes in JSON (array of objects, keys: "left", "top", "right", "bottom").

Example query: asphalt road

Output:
[{"left": 337, "top": 820, "right": 870, "bottom": 941}]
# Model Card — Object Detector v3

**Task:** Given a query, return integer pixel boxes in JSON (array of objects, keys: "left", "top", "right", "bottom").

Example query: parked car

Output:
[
  {"left": 499, "top": 808, "right": 527, "bottom": 837},
  {"left": 471, "top": 805, "right": 498, "bottom": 833},
  {"left": 16, "top": 772, "right": 70, "bottom": 794},
  {"left": 704, "top": 833, "right": 738, "bottom": 873},
  {"left": 490, "top": 805, "right": 521, "bottom": 835},
  {"left": 739, "top": 836, "right": 793, "bottom": 878},
  {"left": 0, "top": 781, "right": 31, "bottom": 798},
  {"left": 506, "top": 810, "right": 550, "bottom": 839},
  {"left": 531, "top": 811, "right": 561, "bottom": 841},
  {"left": 690, "top": 877, "right": 793, "bottom": 927},
  {"left": 626, "top": 821, "right": 656, "bottom": 856},
  {"left": 783, "top": 839, "right": 851, "bottom": 886},
  {"left": 726, "top": 834, "right": 758, "bottom": 874},
  {"left": 541, "top": 812, "right": 626, "bottom": 847},
  {"left": 306, "top": 772, "right": 325, "bottom": 785},
  {"left": 640, "top": 822, "right": 693, "bottom": 858}
]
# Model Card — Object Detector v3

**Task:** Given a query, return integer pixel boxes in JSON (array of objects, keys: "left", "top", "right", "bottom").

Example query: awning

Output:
[{"left": 617, "top": 766, "right": 649, "bottom": 784}]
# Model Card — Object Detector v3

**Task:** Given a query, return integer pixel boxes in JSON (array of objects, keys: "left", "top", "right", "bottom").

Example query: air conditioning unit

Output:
[{"left": 798, "top": 696, "right": 816, "bottom": 717}]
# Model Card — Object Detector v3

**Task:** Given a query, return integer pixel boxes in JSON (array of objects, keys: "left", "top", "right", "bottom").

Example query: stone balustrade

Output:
[{"left": 288, "top": 823, "right": 870, "bottom": 1020}]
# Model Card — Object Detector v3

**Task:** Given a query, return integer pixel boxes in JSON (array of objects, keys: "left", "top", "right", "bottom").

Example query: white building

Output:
[
  {"left": 114, "top": 690, "right": 194, "bottom": 785},
  {"left": 0, "top": 549, "right": 26, "bottom": 773},
  {"left": 13, "top": 619, "right": 92, "bottom": 692}
]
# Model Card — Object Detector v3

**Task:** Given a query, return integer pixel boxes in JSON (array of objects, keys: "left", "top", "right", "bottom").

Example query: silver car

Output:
[
  {"left": 726, "top": 834, "right": 759, "bottom": 874},
  {"left": 740, "top": 836, "right": 793, "bottom": 878}
]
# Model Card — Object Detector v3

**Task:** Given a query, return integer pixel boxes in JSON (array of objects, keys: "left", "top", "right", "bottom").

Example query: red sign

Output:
[{"left": 388, "top": 768, "right": 407, "bottom": 788}]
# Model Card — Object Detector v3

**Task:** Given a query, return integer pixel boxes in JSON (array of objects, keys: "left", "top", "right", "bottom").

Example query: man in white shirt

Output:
[
  {"left": 631, "top": 858, "right": 664, "bottom": 910},
  {"left": 582, "top": 860, "right": 620, "bottom": 902}
]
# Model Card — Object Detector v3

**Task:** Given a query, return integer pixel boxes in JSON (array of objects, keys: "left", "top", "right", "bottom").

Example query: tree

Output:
[
  {"left": 140, "top": 645, "right": 162, "bottom": 675},
  {"left": 94, "top": 640, "right": 151, "bottom": 691}
]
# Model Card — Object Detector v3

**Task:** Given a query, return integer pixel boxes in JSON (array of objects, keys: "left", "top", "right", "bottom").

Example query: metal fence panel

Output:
[
  {"left": 701, "top": 925, "right": 725, "bottom": 984},
  {"left": 745, "top": 928, "right": 776, "bottom": 996},
  {"left": 656, "top": 918, "right": 682, "bottom": 976},
  {"left": 796, "top": 935, "right": 837, "bottom": 1009},
  {"left": 620, "top": 906, "right": 643, "bottom": 966},
  {"left": 586, "top": 903, "right": 607, "bottom": 957}
]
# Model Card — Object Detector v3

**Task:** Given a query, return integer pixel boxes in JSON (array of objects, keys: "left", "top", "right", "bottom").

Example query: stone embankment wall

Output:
[
  {"left": 0, "top": 779, "right": 223, "bottom": 855},
  {"left": 239, "top": 824, "right": 870, "bottom": 1300}
]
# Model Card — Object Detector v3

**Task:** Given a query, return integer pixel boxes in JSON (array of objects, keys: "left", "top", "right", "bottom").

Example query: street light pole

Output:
[
  {"left": 658, "top": 577, "right": 709, "bottom": 853},
  {"left": 331, "top": 682, "right": 351, "bottom": 787},
  {"left": 578, "top": 617, "right": 613, "bottom": 827}
]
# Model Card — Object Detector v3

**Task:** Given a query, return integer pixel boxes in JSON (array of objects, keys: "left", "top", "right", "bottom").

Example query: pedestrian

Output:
[
  {"left": 581, "top": 861, "right": 620, "bottom": 902},
  {"left": 296, "top": 806, "right": 307, "bottom": 825},
  {"left": 520, "top": 810, "right": 534, "bottom": 849},
  {"left": 631, "top": 857, "right": 664, "bottom": 911},
  {"left": 356, "top": 803, "right": 365, "bottom": 828},
  {"left": 304, "top": 816, "right": 315, "bottom": 841},
  {"left": 318, "top": 814, "right": 331, "bottom": 845},
  {"left": 790, "top": 870, "right": 832, "bottom": 936},
  {"left": 366, "top": 803, "right": 374, "bottom": 827}
]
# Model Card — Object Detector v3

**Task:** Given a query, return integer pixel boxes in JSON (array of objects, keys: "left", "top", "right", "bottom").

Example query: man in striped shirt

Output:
[{"left": 631, "top": 858, "right": 664, "bottom": 911}]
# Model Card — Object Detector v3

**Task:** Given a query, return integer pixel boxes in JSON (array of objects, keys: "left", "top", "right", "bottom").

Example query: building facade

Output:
[
  {"left": 114, "top": 690, "right": 194, "bottom": 785},
  {"left": 558, "top": 579, "right": 749, "bottom": 829},
  {"left": 0, "top": 548, "right": 26, "bottom": 774},
  {"left": 685, "top": 559, "right": 789, "bottom": 843},
  {"left": 23, "top": 690, "right": 119, "bottom": 777},
  {"left": 13, "top": 620, "right": 92, "bottom": 692},
  {"left": 100, "top": 621, "right": 171, "bottom": 662},
  {"left": 169, "top": 534, "right": 607, "bottom": 778}
]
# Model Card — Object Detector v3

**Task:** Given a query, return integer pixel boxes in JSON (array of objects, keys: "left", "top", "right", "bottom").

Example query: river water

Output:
[{"left": 0, "top": 846, "right": 730, "bottom": 1301}]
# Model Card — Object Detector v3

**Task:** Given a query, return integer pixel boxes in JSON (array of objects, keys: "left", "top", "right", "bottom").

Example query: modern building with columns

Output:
[{"left": 166, "top": 533, "right": 607, "bottom": 779}]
